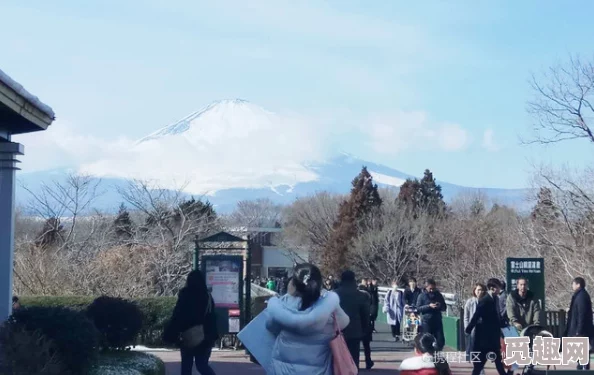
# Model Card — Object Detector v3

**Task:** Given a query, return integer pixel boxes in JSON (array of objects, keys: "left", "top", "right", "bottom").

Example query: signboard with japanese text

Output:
[
  {"left": 506, "top": 257, "right": 545, "bottom": 311},
  {"left": 201, "top": 255, "right": 245, "bottom": 335},
  {"left": 204, "top": 257, "right": 242, "bottom": 308}
]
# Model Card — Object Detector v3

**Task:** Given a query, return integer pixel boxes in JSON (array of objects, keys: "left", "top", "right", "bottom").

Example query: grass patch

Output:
[{"left": 90, "top": 351, "right": 165, "bottom": 375}]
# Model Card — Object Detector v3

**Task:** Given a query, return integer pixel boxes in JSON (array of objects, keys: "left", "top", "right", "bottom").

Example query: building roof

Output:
[{"left": 0, "top": 68, "right": 55, "bottom": 134}]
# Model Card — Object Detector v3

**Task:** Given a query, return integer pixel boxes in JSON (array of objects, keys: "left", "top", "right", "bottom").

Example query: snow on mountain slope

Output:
[
  {"left": 14, "top": 99, "right": 532, "bottom": 214},
  {"left": 79, "top": 99, "right": 327, "bottom": 194},
  {"left": 368, "top": 170, "right": 406, "bottom": 187}
]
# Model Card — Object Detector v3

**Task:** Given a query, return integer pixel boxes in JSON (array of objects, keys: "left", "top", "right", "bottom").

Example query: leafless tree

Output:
[
  {"left": 228, "top": 198, "right": 283, "bottom": 228},
  {"left": 13, "top": 176, "right": 220, "bottom": 297},
  {"left": 526, "top": 55, "right": 594, "bottom": 145},
  {"left": 520, "top": 166, "right": 594, "bottom": 308},
  {"left": 20, "top": 173, "right": 103, "bottom": 248},
  {"left": 352, "top": 200, "right": 431, "bottom": 284},
  {"left": 14, "top": 174, "right": 111, "bottom": 295},
  {"left": 117, "top": 179, "right": 220, "bottom": 295},
  {"left": 280, "top": 192, "right": 343, "bottom": 264},
  {"left": 430, "top": 193, "right": 522, "bottom": 306}
]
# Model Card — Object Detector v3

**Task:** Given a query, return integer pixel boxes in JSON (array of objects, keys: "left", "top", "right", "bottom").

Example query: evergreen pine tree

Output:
[
  {"left": 397, "top": 169, "right": 446, "bottom": 216},
  {"left": 531, "top": 187, "right": 559, "bottom": 225},
  {"left": 322, "top": 167, "right": 382, "bottom": 276},
  {"left": 35, "top": 217, "right": 64, "bottom": 248},
  {"left": 419, "top": 169, "right": 445, "bottom": 216},
  {"left": 114, "top": 203, "right": 134, "bottom": 240}
]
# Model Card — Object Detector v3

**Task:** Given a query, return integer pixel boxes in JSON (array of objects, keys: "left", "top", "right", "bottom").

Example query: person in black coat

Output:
[
  {"left": 404, "top": 277, "right": 422, "bottom": 307},
  {"left": 163, "top": 270, "right": 219, "bottom": 375},
  {"left": 358, "top": 279, "right": 375, "bottom": 370},
  {"left": 465, "top": 278, "right": 508, "bottom": 375},
  {"left": 336, "top": 270, "right": 372, "bottom": 371},
  {"left": 276, "top": 274, "right": 289, "bottom": 295},
  {"left": 564, "top": 277, "right": 594, "bottom": 370},
  {"left": 368, "top": 279, "right": 380, "bottom": 332},
  {"left": 415, "top": 278, "right": 447, "bottom": 351}
]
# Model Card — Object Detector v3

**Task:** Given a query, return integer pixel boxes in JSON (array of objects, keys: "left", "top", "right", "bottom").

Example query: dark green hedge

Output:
[
  {"left": 18, "top": 295, "right": 271, "bottom": 348},
  {"left": 19, "top": 296, "right": 177, "bottom": 348}
]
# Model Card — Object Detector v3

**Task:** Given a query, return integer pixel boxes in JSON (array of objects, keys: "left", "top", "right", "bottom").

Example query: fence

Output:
[
  {"left": 377, "top": 288, "right": 567, "bottom": 351},
  {"left": 378, "top": 286, "right": 461, "bottom": 349}
]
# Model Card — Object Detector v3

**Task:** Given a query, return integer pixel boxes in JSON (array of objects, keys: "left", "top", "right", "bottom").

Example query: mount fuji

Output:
[{"left": 15, "top": 99, "right": 532, "bottom": 213}]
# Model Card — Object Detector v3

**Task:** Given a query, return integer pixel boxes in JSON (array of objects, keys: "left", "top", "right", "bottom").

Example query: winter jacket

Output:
[
  {"left": 416, "top": 290, "right": 447, "bottom": 327},
  {"left": 506, "top": 290, "right": 541, "bottom": 330},
  {"left": 265, "top": 291, "right": 350, "bottom": 375},
  {"left": 367, "top": 285, "right": 380, "bottom": 319},
  {"left": 267, "top": 280, "right": 277, "bottom": 291},
  {"left": 162, "top": 288, "right": 219, "bottom": 349},
  {"left": 463, "top": 297, "right": 478, "bottom": 330},
  {"left": 564, "top": 287, "right": 594, "bottom": 338},
  {"left": 277, "top": 277, "right": 289, "bottom": 295},
  {"left": 466, "top": 293, "right": 502, "bottom": 353},
  {"left": 499, "top": 290, "right": 509, "bottom": 325},
  {"left": 383, "top": 288, "right": 404, "bottom": 326},
  {"left": 404, "top": 287, "right": 422, "bottom": 307},
  {"left": 335, "top": 282, "right": 370, "bottom": 340},
  {"left": 400, "top": 353, "right": 452, "bottom": 375}
]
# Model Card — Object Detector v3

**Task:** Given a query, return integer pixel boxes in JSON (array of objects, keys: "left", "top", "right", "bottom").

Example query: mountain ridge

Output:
[
  {"left": 15, "top": 99, "right": 532, "bottom": 214},
  {"left": 16, "top": 153, "right": 532, "bottom": 214}
]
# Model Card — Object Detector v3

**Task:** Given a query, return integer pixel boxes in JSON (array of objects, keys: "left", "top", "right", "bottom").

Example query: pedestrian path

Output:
[
  {"left": 156, "top": 323, "right": 412, "bottom": 374},
  {"left": 154, "top": 322, "right": 593, "bottom": 374}
]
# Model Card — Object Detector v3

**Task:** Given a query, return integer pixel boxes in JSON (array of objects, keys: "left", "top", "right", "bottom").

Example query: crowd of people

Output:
[
  {"left": 159, "top": 263, "right": 593, "bottom": 375},
  {"left": 461, "top": 276, "right": 593, "bottom": 375},
  {"left": 255, "top": 275, "right": 290, "bottom": 296}
]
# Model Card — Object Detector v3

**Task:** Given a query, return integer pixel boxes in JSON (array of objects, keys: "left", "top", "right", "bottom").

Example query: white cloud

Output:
[
  {"left": 482, "top": 128, "right": 499, "bottom": 151},
  {"left": 13, "top": 102, "right": 471, "bottom": 194},
  {"left": 76, "top": 101, "right": 333, "bottom": 195},
  {"left": 365, "top": 111, "right": 470, "bottom": 154},
  {"left": 438, "top": 123, "right": 470, "bottom": 151},
  {"left": 13, "top": 122, "right": 133, "bottom": 173}
]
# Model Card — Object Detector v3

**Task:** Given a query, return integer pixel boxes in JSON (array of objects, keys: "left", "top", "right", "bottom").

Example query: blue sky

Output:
[{"left": 2, "top": 0, "right": 594, "bottom": 190}]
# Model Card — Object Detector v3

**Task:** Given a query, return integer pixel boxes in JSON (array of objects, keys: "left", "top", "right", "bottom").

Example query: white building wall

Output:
[{"left": 261, "top": 246, "right": 308, "bottom": 277}]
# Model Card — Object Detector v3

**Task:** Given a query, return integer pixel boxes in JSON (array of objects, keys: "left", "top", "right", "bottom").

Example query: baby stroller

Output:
[
  {"left": 518, "top": 325, "right": 556, "bottom": 375},
  {"left": 401, "top": 305, "right": 421, "bottom": 345}
]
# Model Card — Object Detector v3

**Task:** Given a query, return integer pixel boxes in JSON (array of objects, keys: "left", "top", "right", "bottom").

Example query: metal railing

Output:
[{"left": 378, "top": 287, "right": 458, "bottom": 316}]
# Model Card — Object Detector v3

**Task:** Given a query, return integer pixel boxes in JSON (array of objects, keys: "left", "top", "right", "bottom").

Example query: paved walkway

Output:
[{"left": 152, "top": 323, "right": 591, "bottom": 374}]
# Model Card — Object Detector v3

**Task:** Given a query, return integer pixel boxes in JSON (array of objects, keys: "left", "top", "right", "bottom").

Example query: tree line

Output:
[{"left": 12, "top": 55, "right": 594, "bottom": 310}]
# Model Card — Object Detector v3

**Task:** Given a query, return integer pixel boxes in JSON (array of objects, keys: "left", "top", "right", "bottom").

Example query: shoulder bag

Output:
[
  {"left": 329, "top": 313, "right": 358, "bottom": 375},
  {"left": 180, "top": 294, "right": 213, "bottom": 349}
]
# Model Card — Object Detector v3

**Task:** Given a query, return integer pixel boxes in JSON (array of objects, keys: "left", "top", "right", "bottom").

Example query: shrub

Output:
[
  {"left": 10, "top": 306, "right": 99, "bottom": 375},
  {"left": 90, "top": 351, "right": 166, "bottom": 375},
  {"left": 18, "top": 296, "right": 178, "bottom": 348},
  {"left": 135, "top": 297, "right": 176, "bottom": 347},
  {"left": 18, "top": 295, "right": 95, "bottom": 311},
  {"left": 87, "top": 296, "right": 144, "bottom": 350},
  {"left": 0, "top": 323, "right": 65, "bottom": 375}
]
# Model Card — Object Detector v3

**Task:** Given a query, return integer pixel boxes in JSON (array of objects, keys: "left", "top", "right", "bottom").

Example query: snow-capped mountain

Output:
[
  {"left": 15, "top": 99, "right": 532, "bottom": 213},
  {"left": 78, "top": 99, "right": 322, "bottom": 194}
]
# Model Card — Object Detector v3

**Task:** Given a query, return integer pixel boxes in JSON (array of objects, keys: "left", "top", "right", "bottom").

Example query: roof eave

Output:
[{"left": 0, "top": 79, "right": 54, "bottom": 132}]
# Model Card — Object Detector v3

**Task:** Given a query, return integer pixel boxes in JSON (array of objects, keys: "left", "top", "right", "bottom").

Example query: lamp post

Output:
[
  {"left": 245, "top": 235, "right": 252, "bottom": 324},
  {"left": 193, "top": 235, "right": 200, "bottom": 270}
]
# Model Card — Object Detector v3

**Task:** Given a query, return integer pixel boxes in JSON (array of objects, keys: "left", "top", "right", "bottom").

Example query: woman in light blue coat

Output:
[
  {"left": 266, "top": 264, "right": 350, "bottom": 375},
  {"left": 383, "top": 279, "right": 404, "bottom": 340}
]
